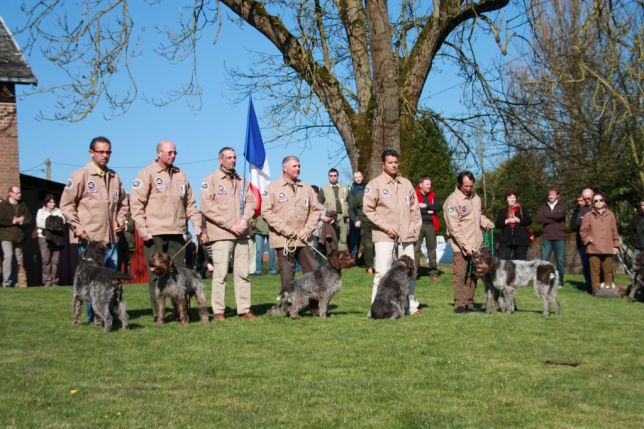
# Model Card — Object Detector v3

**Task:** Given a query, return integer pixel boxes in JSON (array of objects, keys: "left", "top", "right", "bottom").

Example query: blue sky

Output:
[{"left": 1, "top": 2, "right": 515, "bottom": 197}]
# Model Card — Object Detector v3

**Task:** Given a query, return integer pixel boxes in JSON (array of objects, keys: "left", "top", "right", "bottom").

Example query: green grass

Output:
[{"left": 1, "top": 267, "right": 642, "bottom": 428}]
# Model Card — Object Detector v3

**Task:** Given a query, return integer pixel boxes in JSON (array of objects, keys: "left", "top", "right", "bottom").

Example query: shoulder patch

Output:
[
  {"left": 261, "top": 190, "right": 269, "bottom": 197},
  {"left": 132, "top": 179, "right": 142, "bottom": 189},
  {"left": 65, "top": 179, "right": 73, "bottom": 190},
  {"left": 447, "top": 206, "right": 456, "bottom": 217},
  {"left": 365, "top": 186, "right": 372, "bottom": 195},
  {"left": 201, "top": 182, "right": 209, "bottom": 191}
]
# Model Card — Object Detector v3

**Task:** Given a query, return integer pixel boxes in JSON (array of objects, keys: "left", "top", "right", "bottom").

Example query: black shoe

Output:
[{"left": 454, "top": 307, "right": 467, "bottom": 314}]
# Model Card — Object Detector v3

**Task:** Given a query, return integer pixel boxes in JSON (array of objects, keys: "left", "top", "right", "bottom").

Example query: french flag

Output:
[{"left": 243, "top": 98, "right": 270, "bottom": 218}]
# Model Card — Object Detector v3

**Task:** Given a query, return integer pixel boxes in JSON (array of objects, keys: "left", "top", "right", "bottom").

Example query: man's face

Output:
[
  {"left": 353, "top": 172, "right": 363, "bottom": 184},
  {"left": 548, "top": 191, "right": 559, "bottom": 203},
  {"left": 419, "top": 179, "right": 432, "bottom": 194},
  {"left": 582, "top": 189, "right": 594, "bottom": 205},
  {"left": 90, "top": 141, "right": 112, "bottom": 169},
  {"left": 8, "top": 187, "right": 21, "bottom": 201},
  {"left": 158, "top": 142, "right": 177, "bottom": 168},
  {"left": 219, "top": 150, "right": 237, "bottom": 171},
  {"left": 283, "top": 160, "right": 301, "bottom": 181},
  {"left": 328, "top": 171, "right": 339, "bottom": 185},
  {"left": 458, "top": 177, "right": 475, "bottom": 196},
  {"left": 382, "top": 156, "right": 399, "bottom": 176}
]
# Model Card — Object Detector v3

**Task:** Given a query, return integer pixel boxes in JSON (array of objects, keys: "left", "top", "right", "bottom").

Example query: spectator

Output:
[
  {"left": 415, "top": 176, "right": 442, "bottom": 280},
  {"left": 252, "top": 215, "right": 277, "bottom": 275},
  {"left": 318, "top": 168, "right": 350, "bottom": 251},
  {"left": 536, "top": 187, "right": 567, "bottom": 287},
  {"left": 349, "top": 173, "right": 374, "bottom": 275},
  {"left": 36, "top": 194, "right": 65, "bottom": 287},
  {"left": 348, "top": 171, "right": 366, "bottom": 259},
  {"left": 628, "top": 199, "right": 644, "bottom": 291},
  {"left": 580, "top": 193, "right": 619, "bottom": 294},
  {"left": 0, "top": 186, "right": 32, "bottom": 287},
  {"left": 570, "top": 188, "right": 594, "bottom": 291},
  {"left": 495, "top": 189, "right": 532, "bottom": 260}
]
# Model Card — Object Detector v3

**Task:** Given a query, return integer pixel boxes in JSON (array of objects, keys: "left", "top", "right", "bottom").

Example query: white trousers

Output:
[{"left": 371, "top": 241, "right": 419, "bottom": 314}]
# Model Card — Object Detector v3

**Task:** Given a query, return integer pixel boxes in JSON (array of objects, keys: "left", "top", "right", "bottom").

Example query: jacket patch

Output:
[
  {"left": 382, "top": 188, "right": 391, "bottom": 199},
  {"left": 217, "top": 184, "right": 227, "bottom": 195},
  {"left": 304, "top": 198, "right": 309, "bottom": 207},
  {"left": 447, "top": 206, "right": 456, "bottom": 217},
  {"left": 364, "top": 186, "right": 371, "bottom": 195},
  {"left": 132, "top": 179, "right": 142, "bottom": 189},
  {"left": 278, "top": 192, "right": 288, "bottom": 203},
  {"left": 201, "top": 182, "right": 209, "bottom": 191},
  {"left": 65, "top": 179, "right": 73, "bottom": 190},
  {"left": 86, "top": 181, "right": 98, "bottom": 193},
  {"left": 155, "top": 177, "right": 166, "bottom": 190},
  {"left": 460, "top": 205, "right": 470, "bottom": 216}
]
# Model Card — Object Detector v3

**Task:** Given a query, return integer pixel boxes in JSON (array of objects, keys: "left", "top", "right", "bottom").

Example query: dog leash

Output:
[
  {"left": 306, "top": 240, "right": 329, "bottom": 262},
  {"left": 282, "top": 235, "right": 298, "bottom": 256},
  {"left": 468, "top": 228, "right": 495, "bottom": 276},
  {"left": 171, "top": 239, "right": 194, "bottom": 261}
]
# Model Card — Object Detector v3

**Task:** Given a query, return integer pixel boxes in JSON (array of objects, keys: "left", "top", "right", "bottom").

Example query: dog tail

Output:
[{"left": 548, "top": 269, "right": 560, "bottom": 293}]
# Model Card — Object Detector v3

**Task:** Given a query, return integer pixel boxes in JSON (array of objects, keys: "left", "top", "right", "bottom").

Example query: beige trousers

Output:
[
  {"left": 371, "top": 241, "right": 419, "bottom": 314},
  {"left": 210, "top": 239, "right": 251, "bottom": 315}
]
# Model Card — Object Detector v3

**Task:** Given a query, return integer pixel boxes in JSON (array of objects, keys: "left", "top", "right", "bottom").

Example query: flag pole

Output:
[{"left": 241, "top": 95, "right": 253, "bottom": 215}]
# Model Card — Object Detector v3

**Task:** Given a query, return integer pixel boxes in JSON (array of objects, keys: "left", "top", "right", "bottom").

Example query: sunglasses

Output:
[{"left": 593, "top": 198, "right": 604, "bottom": 202}]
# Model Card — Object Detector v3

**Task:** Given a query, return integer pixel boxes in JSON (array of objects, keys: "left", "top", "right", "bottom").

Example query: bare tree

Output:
[
  {"left": 498, "top": 0, "right": 643, "bottom": 198},
  {"left": 17, "top": 0, "right": 513, "bottom": 178}
]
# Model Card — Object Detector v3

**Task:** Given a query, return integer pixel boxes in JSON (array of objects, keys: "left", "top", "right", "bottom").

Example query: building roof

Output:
[{"left": 0, "top": 16, "right": 37, "bottom": 85}]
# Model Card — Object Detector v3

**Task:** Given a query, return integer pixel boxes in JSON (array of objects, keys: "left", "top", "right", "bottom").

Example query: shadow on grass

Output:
[{"left": 569, "top": 279, "right": 592, "bottom": 294}]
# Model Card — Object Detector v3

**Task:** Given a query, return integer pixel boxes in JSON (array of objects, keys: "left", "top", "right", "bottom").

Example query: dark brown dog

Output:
[{"left": 148, "top": 251, "right": 209, "bottom": 324}]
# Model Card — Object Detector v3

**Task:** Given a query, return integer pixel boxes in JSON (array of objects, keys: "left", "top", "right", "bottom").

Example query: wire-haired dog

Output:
[
  {"left": 148, "top": 251, "right": 209, "bottom": 325},
  {"left": 472, "top": 246, "right": 560, "bottom": 317},
  {"left": 72, "top": 241, "right": 132, "bottom": 332},
  {"left": 271, "top": 250, "right": 354, "bottom": 319},
  {"left": 370, "top": 255, "right": 416, "bottom": 319}
]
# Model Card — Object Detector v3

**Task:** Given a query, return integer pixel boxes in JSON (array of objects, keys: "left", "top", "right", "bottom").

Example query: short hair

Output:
[
  {"left": 504, "top": 188, "right": 517, "bottom": 198},
  {"left": 456, "top": 171, "right": 475, "bottom": 186},
  {"left": 418, "top": 176, "right": 431, "bottom": 185},
  {"left": 156, "top": 140, "right": 176, "bottom": 153},
  {"left": 44, "top": 194, "right": 56, "bottom": 205},
  {"left": 8, "top": 186, "right": 20, "bottom": 194},
  {"left": 311, "top": 185, "right": 320, "bottom": 193},
  {"left": 548, "top": 186, "right": 560, "bottom": 194},
  {"left": 328, "top": 168, "right": 339, "bottom": 175},
  {"left": 90, "top": 136, "right": 111, "bottom": 151},
  {"left": 282, "top": 155, "right": 300, "bottom": 168},
  {"left": 381, "top": 149, "right": 399, "bottom": 162},
  {"left": 218, "top": 147, "right": 235, "bottom": 159}
]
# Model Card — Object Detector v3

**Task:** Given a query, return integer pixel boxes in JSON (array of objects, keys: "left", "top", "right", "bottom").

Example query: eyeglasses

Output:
[
  {"left": 92, "top": 150, "right": 112, "bottom": 155},
  {"left": 593, "top": 198, "right": 604, "bottom": 202}
]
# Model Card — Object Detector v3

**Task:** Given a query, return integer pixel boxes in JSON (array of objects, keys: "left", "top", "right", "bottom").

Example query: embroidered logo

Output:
[
  {"left": 65, "top": 179, "right": 73, "bottom": 190},
  {"left": 132, "top": 179, "right": 142, "bottom": 189},
  {"left": 86, "top": 180, "right": 98, "bottom": 193},
  {"left": 155, "top": 177, "right": 166, "bottom": 190},
  {"left": 217, "top": 184, "right": 227, "bottom": 195},
  {"left": 201, "top": 182, "right": 209, "bottom": 191},
  {"left": 447, "top": 206, "right": 456, "bottom": 217},
  {"left": 364, "top": 186, "right": 372, "bottom": 195},
  {"left": 278, "top": 192, "right": 288, "bottom": 203}
]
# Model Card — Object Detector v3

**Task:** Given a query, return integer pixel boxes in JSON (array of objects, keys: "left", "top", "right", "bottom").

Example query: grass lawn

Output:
[{"left": 1, "top": 266, "right": 642, "bottom": 428}]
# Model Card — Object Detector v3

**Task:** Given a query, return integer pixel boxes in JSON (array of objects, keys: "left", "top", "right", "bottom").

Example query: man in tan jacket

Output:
[
  {"left": 130, "top": 141, "right": 201, "bottom": 318},
  {"left": 443, "top": 171, "right": 494, "bottom": 313},
  {"left": 364, "top": 149, "right": 422, "bottom": 315},
  {"left": 60, "top": 136, "right": 128, "bottom": 321},
  {"left": 262, "top": 156, "right": 321, "bottom": 291},
  {"left": 201, "top": 147, "right": 257, "bottom": 320}
]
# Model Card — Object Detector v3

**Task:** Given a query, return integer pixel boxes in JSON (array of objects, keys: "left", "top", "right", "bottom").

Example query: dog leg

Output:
[
  {"left": 94, "top": 303, "right": 113, "bottom": 332},
  {"left": 317, "top": 298, "right": 329, "bottom": 318},
  {"left": 115, "top": 300, "right": 129, "bottom": 330},
  {"left": 537, "top": 286, "right": 550, "bottom": 317},
  {"left": 72, "top": 295, "right": 83, "bottom": 325},
  {"left": 155, "top": 296, "right": 166, "bottom": 325},
  {"left": 176, "top": 298, "right": 189, "bottom": 325},
  {"left": 287, "top": 307, "right": 302, "bottom": 319},
  {"left": 194, "top": 291, "right": 209, "bottom": 324}
]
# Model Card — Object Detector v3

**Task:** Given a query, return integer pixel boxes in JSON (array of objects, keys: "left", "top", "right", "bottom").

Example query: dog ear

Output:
[{"left": 327, "top": 251, "right": 339, "bottom": 269}]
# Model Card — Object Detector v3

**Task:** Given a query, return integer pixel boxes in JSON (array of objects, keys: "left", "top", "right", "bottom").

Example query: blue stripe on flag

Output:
[{"left": 244, "top": 98, "right": 266, "bottom": 168}]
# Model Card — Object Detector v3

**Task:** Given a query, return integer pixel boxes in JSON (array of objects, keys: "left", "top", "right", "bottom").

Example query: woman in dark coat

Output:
[{"left": 495, "top": 189, "right": 532, "bottom": 260}]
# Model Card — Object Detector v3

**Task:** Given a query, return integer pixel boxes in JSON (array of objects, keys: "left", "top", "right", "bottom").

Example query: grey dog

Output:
[
  {"left": 148, "top": 251, "right": 209, "bottom": 325},
  {"left": 472, "top": 246, "right": 560, "bottom": 317},
  {"left": 271, "top": 250, "right": 354, "bottom": 319},
  {"left": 370, "top": 255, "right": 416, "bottom": 319},
  {"left": 72, "top": 241, "right": 131, "bottom": 332}
]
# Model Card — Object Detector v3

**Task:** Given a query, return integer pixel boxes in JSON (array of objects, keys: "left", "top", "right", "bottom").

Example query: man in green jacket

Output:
[{"left": 0, "top": 186, "right": 32, "bottom": 287}]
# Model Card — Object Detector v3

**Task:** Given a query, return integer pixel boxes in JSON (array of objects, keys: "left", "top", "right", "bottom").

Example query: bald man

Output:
[{"left": 130, "top": 141, "right": 202, "bottom": 318}]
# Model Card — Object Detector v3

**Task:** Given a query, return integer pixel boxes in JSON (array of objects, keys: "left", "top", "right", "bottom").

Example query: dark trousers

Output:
[
  {"left": 497, "top": 244, "right": 528, "bottom": 261},
  {"left": 541, "top": 239, "right": 565, "bottom": 286},
  {"left": 348, "top": 222, "right": 361, "bottom": 256},
  {"left": 576, "top": 236, "right": 592, "bottom": 292},
  {"left": 144, "top": 234, "right": 186, "bottom": 317},
  {"left": 360, "top": 221, "right": 374, "bottom": 269},
  {"left": 275, "top": 246, "right": 318, "bottom": 290},
  {"left": 452, "top": 252, "right": 477, "bottom": 309},
  {"left": 415, "top": 223, "right": 438, "bottom": 274}
]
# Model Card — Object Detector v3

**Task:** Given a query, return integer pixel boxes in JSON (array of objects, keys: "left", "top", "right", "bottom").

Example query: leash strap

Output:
[
  {"left": 483, "top": 229, "right": 494, "bottom": 256},
  {"left": 306, "top": 240, "right": 329, "bottom": 262},
  {"left": 392, "top": 235, "right": 399, "bottom": 260},
  {"left": 171, "top": 239, "right": 193, "bottom": 261}
]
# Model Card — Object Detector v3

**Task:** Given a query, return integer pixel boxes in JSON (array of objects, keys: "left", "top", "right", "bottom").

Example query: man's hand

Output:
[
  {"left": 613, "top": 247, "right": 619, "bottom": 255},
  {"left": 321, "top": 215, "right": 332, "bottom": 223},
  {"left": 355, "top": 220, "right": 362, "bottom": 228},
  {"left": 114, "top": 222, "right": 124, "bottom": 233},
  {"left": 297, "top": 229, "right": 311, "bottom": 242},
  {"left": 79, "top": 231, "right": 90, "bottom": 242},
  {"left": 194, "top": 226, "right": 202, "bottom": 238},
  {"left": 143, "top": 233, "right": 153, "bottom": 241},
  {"left": 418, "top": 203, "right": 427, "bottom": 209},
  {"left": 386, "top": 227, "right": 398, "bottom": 239},
  {"left": 230, "top": 220, "right": 247, "bottom": 236}
]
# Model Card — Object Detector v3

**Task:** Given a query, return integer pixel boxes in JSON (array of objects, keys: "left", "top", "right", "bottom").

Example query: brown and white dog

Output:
[
  {"left": 148, "top": 251, "right": 209, "bottom": 324},
  {"left": 471, "top": 246, "right": 560, "bottom": 317}
]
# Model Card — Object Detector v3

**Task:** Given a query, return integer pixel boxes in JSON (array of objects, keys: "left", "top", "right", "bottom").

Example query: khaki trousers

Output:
[
  {"left": 210, "top": 239, "right": 251, "bottom": 315},
  {"left": 589, "top": 254, "right": 613, "bottom": 294},
  {"left": 452, "top": 252, "right": 477, "bottom": 309},
  {"left": 371, "top": 241, "right": 419, "bottom": 314}
]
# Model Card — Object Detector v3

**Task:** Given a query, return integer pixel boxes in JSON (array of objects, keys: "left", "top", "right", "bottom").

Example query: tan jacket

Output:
[
  {"left": 580, "top": 208, "right": 620, "bottom": 254},
  {"left": 60, "top": 162, "right": 128, "bottom": 244},
  {"left": 200, "top": 168, "right": 257, "bottom": 241},
  {"left": 363, "top": 172, "right": 421, "bottom": 243},
  {"left": 130, "top": 161, "right": 200, "bottom": 237},
  {"left": 443, "top": 187, "right": 493, "bottom": 254},
  {"left": 262, "top": 176, "right": 321, "bottom": 248}
]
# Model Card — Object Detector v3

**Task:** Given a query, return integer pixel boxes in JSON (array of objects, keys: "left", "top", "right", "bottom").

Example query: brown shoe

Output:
[
  {"left": 239, "top": 312, "right": 257, "bottom": 320},
  {"left": 366, "top": 267, "right": 375, "bottom": 276},
  {"left": 214, "top": 313, "right": 225, "bottom": 321},
  {"left": 412, "top": 310, "right": 423, "bottom": 317}
]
